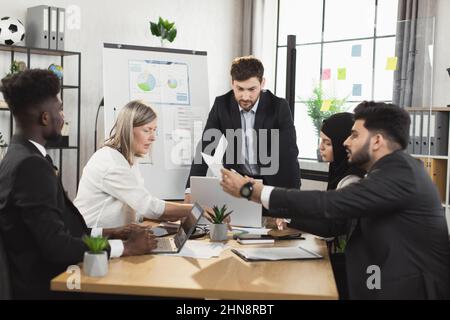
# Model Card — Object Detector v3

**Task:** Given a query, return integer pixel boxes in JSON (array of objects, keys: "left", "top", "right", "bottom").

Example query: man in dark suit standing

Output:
[
  {"left": 0, "top": 69, "right": 157, "bottom": 299},
  {"left": 221, "top": 102, "right": 450, "bottom": 299},
  {"left": 185, "top": 56, "right": 300, "bottom": 202}
]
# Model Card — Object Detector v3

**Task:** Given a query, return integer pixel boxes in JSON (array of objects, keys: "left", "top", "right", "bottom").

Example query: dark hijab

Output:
[{"left": 321, "top": 112, "right": 366, "bottom": 190}]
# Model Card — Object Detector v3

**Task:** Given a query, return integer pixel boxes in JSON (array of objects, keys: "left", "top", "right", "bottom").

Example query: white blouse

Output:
[{"left": 74, "top": 146, "right": 165, "bottom": 228}]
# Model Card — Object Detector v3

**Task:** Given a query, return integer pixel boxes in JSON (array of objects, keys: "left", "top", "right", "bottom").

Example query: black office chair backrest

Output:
[{"left": 0, "top": 231, "right": 11, "bottom": 300}]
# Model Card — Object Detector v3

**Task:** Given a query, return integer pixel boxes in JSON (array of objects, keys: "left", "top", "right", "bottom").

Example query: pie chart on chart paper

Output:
[
  {"left": 137, "top": 73, "right": 156, "bottom": 92},
  {"left": 167, "top": 78, "right": 178, "bottom": 89}
]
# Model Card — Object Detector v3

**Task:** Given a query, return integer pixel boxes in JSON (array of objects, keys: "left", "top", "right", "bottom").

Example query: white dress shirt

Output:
[
  {"left": 28, "top": 140, "right": 123, "bottom": 258},
  {"left": 74, "top": 146, "right": 165, "bottom": 229},
  {"left": 238, "top": 99, "right": 260, "bottom": 176}
]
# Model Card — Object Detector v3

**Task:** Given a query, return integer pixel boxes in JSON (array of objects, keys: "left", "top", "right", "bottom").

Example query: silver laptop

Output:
[
  {"left": 190, "top": 176, "right": 262, "bottom": 228},
  {"left": 152, "top": 202, "right": 203, "bottom": 254}
]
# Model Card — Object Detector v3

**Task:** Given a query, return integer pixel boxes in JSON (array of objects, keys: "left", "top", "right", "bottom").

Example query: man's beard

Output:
[
  {"left": 347, "top": 137, "right": 371, "bottom": 167},
  {"left": 45, "top": 117, "right": 63, "bottom": 142},
  {"left": 46, "top": 131, "right": 62, "bottom": 143}
]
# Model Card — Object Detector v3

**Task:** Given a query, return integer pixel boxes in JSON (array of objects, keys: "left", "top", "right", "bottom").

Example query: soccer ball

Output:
[{"left": 0, "top": 17, "right": 25, "bottom": 46}]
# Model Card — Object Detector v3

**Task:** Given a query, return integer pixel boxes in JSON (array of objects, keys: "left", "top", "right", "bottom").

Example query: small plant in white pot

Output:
[
  {"left": 206, "top": 205, "right": 232, "bottom": 242},
  {"left": 82, "top": 236, "right": 109, "bottom": 277}
]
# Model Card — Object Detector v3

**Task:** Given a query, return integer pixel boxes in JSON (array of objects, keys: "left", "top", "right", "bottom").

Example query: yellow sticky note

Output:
[
  {"left": 321, "top": 100, "right": 332, "bottom": 111},
  {"left": 386, "top": 56, "right": 398, "bottom": 71},
  {"left": 337, "top": 68, "right": 346, "bottom": 80}
]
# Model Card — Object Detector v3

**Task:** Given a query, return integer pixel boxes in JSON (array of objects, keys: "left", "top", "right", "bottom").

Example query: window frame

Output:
[{"left": 275, "top": 0, "right": 397, "bottom": 161}]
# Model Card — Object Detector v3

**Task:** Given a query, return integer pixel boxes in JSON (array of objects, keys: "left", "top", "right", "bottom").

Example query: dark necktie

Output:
[{"left": 45, "top": 154, "right": 59, "bottom": 176}]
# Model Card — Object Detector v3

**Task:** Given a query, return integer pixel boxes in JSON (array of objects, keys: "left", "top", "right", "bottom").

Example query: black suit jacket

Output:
[
  {"left": 269, "top": 150, "right": 450, "bottom": 299},
  {"left": 186, "top": 90, "right": 301, "bottom": 189},
  {"left": 0, "top": 136, "right": 91, "bottom": 299}
]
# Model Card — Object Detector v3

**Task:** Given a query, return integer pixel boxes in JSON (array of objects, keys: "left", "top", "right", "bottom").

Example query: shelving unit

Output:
[
  {"left": 406, "top": 107, "right": 450, "bottom": 233},
  {"left": 0, "top": 44, "right": 81, "bottom": 193}
]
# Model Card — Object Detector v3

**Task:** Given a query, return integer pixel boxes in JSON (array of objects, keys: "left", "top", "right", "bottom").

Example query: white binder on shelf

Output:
[
  {"left": 56, "top": 7, "right": 65, "bottom": 51},
  {"left": 25, "top": 5, "right": 50, "bottom": 49},
  {"left": 49, "top": 7, "right": 58, "bottom": 50},
  {"left": 421, "top": 112, "right": 430, "bottom": 155},
  {"left": 407, "top": 112, "right": 414, "bottom": 154},
  {"left": 413, "top": 112, "right": 422, "bottom": 154},
  {"left": 430, "top": 112, "right": 449, "bottom": 156}
]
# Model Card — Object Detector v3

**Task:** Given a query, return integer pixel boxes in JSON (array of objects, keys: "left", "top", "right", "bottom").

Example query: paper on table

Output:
[
  {"left": 232, "top": 246, "right": 322, "bottom": 261},
  {"left": 201, "top": 134, "right": 228, "bottom": 178},
  {"left": 161, "top": 240, "right": 228, "bottom": 259},
  {"left": 232, "top": 227, "right": 271, "bottom": 235}
]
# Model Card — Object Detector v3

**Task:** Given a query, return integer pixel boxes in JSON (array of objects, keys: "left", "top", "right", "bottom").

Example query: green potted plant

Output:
[
  {"left": 82, "top": 236, "right": 109, "bottom": 277},
  {"left": 149, "top": 17, "right": 177, "bottom": 47},
  {"left": 304, "top": 85, "right": 347, "bottom": 160},
  {"left": 206, "top": 205, "right": 232, "bottom": 241},
  {"left": 5, "top": 60, "right": 26, "bottom": 78}
]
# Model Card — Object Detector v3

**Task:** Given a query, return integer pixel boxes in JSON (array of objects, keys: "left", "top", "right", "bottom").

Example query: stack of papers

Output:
[{"left": 232, "top": 246, "right": 322, "bottom": 261}]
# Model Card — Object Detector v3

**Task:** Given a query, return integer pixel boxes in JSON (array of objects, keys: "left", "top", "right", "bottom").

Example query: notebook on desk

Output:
[{"left": 231, "top": 246, "right": 322, "bottom": 262}]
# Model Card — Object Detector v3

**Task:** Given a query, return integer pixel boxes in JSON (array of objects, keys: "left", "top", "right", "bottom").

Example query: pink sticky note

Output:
[{"left": 322, "top": 68, "right": 331, "bottom": 80}]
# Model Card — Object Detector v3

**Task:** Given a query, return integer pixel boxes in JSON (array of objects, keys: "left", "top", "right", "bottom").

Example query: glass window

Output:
[
  {"left": 275, "top": 47, "right": 287, "bottom": 98},
  {"left": 373, "top": 37, "right": 396, "bottom": 100},
  {"left": 377, "top": 0, "right": 398, "bottom": 36},
  {"left": 278, "top": 0, "right": 323, "bottom": 45},
  {"left": 295, "top": 44, "right": 322, "bottom": 99},
  {"left": 295, "top": 103, "right": 319, "bottom": 159},
  {"left": 324, "top": 0, "right": 376, "bottom": 41},
  {"left": 276, "top": 0, "right": 398, "bottom": 160},
  {"left": 322, "top": 40, "right": 374, "bottom": 101}
]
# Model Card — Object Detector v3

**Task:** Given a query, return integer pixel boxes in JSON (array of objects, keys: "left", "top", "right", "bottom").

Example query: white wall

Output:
[
  {"left": 0, "top": 0, "right": 244, "bottom": 198},
  {"left": 432, "top": 0, "right": 450, "bottom": 107}
]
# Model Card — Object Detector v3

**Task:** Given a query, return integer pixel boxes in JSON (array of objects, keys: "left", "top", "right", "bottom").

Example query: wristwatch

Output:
[{"left": 240, "top": 182, "right": 254, "bottom": 200}]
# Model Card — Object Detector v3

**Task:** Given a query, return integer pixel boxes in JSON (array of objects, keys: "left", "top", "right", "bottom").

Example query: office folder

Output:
[
  {"left": 25, "top": 5, "right": 50, "bottom": 49},
  {"left": 56, "top": 7, "right": 65, "bottom": 51},
  {"left": 49, "top": 7, "right": 58, "bottom": 49},
  {"left": 419, "top": 157, "right": 447, "bottom": 202},
  {"left": 407, "top": 112, "right": 414, "bottom": 154},
  {"left": 413, "top": 112, "right": 422, "bottom": 154},
  {"left": 231, "top": 246, "right": 322, "bottom": 262},
  {"left": 421, "top": 112, "right": 430, "bottom": 155},
  {"left": 430, "top": 112, "right": 449, "bottom": 156}
]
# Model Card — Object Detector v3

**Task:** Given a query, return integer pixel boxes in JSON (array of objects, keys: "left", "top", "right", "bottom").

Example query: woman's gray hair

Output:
[{"left": 105, "top": 100, "right": 157, "bottom": 165}]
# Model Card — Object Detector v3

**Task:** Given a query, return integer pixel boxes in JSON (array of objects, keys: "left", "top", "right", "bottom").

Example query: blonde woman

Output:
[{"left": 74, "top": 100, "right": 192, "bottom": 228}]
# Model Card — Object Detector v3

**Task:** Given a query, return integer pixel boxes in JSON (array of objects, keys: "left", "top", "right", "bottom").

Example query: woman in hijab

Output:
[{"left": 320, "top": 112, "right": 366, "bottom": 190}]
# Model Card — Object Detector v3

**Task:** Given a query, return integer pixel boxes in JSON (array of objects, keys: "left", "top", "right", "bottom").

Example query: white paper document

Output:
[
  {"left": 201, "top": 134, "right": 228, "bottom": 178},
  {"left": 231, "top": 246, "right": 323, "bottom": 261},
  {"left": 162, "top": 240, "right": 228, "bottom": 259}
]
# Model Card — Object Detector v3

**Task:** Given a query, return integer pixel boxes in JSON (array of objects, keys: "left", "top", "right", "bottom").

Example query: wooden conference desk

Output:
[{"left": 51, "top": 233, "right": 338, "bottom": 300}]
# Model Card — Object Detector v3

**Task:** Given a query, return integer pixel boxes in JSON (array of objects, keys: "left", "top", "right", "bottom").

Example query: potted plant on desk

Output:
[
  {"left": 206, "top": 205, "right": 232, "bottom": 242},
  {"left": 82, "top": 236, "right": 109, "bottom": 277}
]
